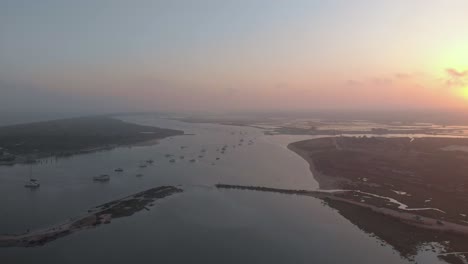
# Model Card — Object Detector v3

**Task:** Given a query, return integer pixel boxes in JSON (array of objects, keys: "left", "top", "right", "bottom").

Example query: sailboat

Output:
[{"left": 24, "top": 164, "right": 40, "bottom": 189}]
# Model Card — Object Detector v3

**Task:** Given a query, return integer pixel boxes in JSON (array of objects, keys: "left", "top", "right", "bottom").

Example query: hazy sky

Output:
[{"left": 1, "top": 0, "right": 468, "bottom": 113}]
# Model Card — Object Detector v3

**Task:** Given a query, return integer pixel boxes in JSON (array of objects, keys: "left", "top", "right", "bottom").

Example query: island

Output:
[
  {"left": 0, "top": 116, "right": 183, "bottom": 165},
  {"left": 0, "top": 186, "right": 183, "bottom": 247}
]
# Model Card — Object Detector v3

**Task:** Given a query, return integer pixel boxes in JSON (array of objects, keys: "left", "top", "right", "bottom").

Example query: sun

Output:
[
  {"left": 436, "top": 40, "right": 468, "bottom": 72},
  {"left": 432, "top": 40, "right": 468, "bottom": 88},
  {"left": 456, "top": 87, "right": 468, "bottom": 100}
]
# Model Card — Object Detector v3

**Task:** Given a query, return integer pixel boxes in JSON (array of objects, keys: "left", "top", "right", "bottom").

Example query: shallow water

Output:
[{"left": 0, "top": 115, "right": 446, "bottom": 263}]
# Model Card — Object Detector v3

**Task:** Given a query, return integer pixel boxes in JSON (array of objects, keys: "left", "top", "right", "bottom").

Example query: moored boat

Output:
[
  {"left": 93, "top": 174, "right": 110, "bottom": 182},
  {"left": 24, "top": 179, "right": 40, "bottom": 189}
]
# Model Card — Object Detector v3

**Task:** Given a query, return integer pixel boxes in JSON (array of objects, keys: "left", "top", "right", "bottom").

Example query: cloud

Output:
[
  {"left": 372, "top": 78, "right": 393, "bottom": 87},
  {"left": 345, "top": 79, "right": 361, "bottom": 86},
  {"left": 395, "top": 73, "right": 412, "bottom": 79},
  {"left": 446, "top": 68, "right": 468, "bottom": 78},
  {"left": 445, "top": 68, "right": 468, "bottom": 87}
]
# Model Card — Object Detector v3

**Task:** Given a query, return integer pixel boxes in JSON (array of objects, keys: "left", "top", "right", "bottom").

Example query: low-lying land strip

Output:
[
  {"left": 216, "top": 183, "right": 468, "bottom": 263},
  {"left": 0, "top": 186, "right": 183, "bottom": 247},
  {"left": 215, "top": 184, "right": 468, "bottom": 236}
]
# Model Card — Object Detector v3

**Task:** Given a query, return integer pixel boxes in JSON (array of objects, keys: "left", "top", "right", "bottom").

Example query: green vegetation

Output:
[{"left": 0, "top": 116, "right": 183, "bottom": 159}]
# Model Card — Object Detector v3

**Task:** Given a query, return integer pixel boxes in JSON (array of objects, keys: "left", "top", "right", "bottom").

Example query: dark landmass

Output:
[
  {"left": 173, "top": 110, "right": 468, "bottom": 126},
  {"left": 0, "top": 186, "right": 183, "bottom": 247},
  {"left": 216, "top": 183, "right": 468, "bottom": 263},
  {"left": 289, "top": 137, "right": 468, "bottom": 222},
  {"left": 172, "top": 116, "right": 269, "bottom": 128},
  {"left": 287, "top": 136, "right": 468, "bottom": 263},
  {"left": 268, "top": 126, "right": 464, "bottom": 136},
  {"left": 0, "top": 116, "right": 183, "bottom": 165},
  {"left": 323, "top": 199, "right": 468, "bottom": 264},
  {"left": 175, "top": 115, "right": 466, "bottom": 137}
]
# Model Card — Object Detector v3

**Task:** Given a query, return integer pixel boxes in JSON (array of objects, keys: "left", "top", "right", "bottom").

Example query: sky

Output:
[{"left": 1, "top": 0, "right": 468, "bottom": 114}]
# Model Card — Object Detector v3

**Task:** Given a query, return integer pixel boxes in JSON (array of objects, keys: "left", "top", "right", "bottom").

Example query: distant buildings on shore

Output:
[{"left": 0, "top": 147, "right": 16, "bottom": 164}]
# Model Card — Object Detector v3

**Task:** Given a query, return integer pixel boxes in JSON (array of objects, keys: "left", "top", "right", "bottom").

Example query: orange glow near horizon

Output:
[
  {"left": 439, "top": 46, "right": 468, "bottom": 73},
  {"left": 458, "top": 87, "right": 468, "bottom": 100},
  {"left": 2, "top": 1, "right": 468, "bottom": 112}
]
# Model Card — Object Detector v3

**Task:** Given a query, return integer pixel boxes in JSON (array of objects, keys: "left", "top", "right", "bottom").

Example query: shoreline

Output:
[
  {"left": 0, "top": 186, "right": 183, "bottom": 247},
  {"left": 286, "top": 137, "right": 466, "bottom": 224},
  {"left": 215, "top": 184, "right": 468, "bottom": 237},
  {"left": 216, "top": 183, "right": 468, "bottom": 263},
  {"left": 286, "top": 136, "right": 468, "bottom": 218},
  {"left": 287, "top": 140, "right": 348, "bottom": 190},
  {"left": 286, "top": 136, "right": 468, "bottom": 263},
  {"left": 0, "top": 116, "right": 184, "bottom": 166}
]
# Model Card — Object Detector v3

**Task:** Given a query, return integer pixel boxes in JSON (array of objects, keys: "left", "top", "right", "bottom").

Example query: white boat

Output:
[
  {"left": 93, "top": 174, "right": 110, "bottom": 182},
  {"left": 24, "top": 179, "right": 40, "bottom": 188},
  {"left": 24, "top": 164, "right": 40, "bottom": 188}
]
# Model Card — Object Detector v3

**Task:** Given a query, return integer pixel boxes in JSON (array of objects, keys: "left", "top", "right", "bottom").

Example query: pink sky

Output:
[{"left": 1, "top": 1, "right": 468, "bottom": 113}]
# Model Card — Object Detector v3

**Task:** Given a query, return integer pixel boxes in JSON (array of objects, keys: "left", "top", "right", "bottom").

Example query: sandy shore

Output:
[{"left": 287, "top": 141, "right": 349, "bottom": 189}]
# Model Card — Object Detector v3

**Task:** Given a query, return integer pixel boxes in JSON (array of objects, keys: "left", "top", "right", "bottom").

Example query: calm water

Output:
[{"left": 0, "top": 115, "right": 443, "bottom": 263}]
